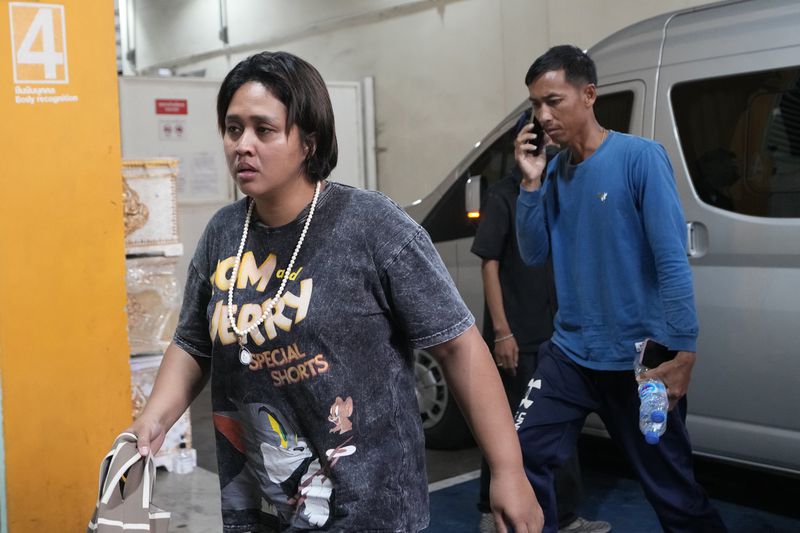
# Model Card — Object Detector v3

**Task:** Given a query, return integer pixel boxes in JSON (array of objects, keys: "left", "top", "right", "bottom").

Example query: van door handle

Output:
[{"left": 686, "top": 221, "right": 708, "bottom": 258}]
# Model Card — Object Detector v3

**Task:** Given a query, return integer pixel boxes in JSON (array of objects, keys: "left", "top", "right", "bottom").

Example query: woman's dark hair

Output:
[
  {"left": 524, "top": 45, "right": 597, "bottom": 88},
  {"left": 217, "top": 51, "right": 338, "bottom": 182}
]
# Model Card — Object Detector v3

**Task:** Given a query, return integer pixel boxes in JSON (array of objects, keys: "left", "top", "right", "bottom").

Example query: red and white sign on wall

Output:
[
  {"left": 9, "top": 2, "right": 69, "bottom": 84},
  {"left": 155, "top": 99, "right": 188, "bottom": 115}
]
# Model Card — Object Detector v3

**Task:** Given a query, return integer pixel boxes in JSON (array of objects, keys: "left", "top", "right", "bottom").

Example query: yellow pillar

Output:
[{"left": 0, "top": 1, "right": 131, "bottom": 531}]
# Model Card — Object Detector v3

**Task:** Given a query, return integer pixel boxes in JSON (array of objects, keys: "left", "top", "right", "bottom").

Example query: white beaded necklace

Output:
[{"left": 227, "top": 180, "right": 321, "bottom": 365}]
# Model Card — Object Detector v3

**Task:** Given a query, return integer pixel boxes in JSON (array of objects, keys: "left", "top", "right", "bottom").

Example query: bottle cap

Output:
[
  {"left": 651, "top": 411, "right": 666, "bottom": 423},
  {"left": 645, "top": 431, "right": 660, "bottom": 445}
]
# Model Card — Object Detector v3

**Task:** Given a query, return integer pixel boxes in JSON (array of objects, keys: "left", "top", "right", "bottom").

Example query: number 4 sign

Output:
[{"left": 9, "top": 3, "right": 69, "bottom": 84}]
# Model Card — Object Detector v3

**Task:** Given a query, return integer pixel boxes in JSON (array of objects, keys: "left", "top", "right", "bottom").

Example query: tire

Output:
[{"left": 414, "top": 348, "right": 474, "bottom": 449}]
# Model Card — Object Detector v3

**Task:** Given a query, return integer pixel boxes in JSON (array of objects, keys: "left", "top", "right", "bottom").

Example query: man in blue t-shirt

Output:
[{"left": 514, "top": 45, "right": 727, "bottom": 533}]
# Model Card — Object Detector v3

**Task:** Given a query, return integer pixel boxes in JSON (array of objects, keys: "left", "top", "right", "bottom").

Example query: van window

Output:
[
  {"left": 422, "top": 171, "right": 477, "bottom": 243},
  {"left": 423, "top": 127, "right": 516, "bottom": 242},
  {"left": 672, "top": 68, "right": 800, "bottom": 217},
  {"left": 596, "top": 90, "right": 634, "bottom": 134},
  {"left": 423, "top": 91, "right": 635, "bottom": 242}
]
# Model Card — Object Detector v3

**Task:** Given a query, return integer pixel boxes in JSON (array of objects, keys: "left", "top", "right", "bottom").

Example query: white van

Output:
[{"left": 408, "top": 0, "right": 800, "bottom": 476}]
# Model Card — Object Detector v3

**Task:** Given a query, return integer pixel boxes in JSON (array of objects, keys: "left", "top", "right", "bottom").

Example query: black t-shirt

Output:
[
  {"left": 175, "top": 182, "right": 473, "bottom": 532},
  {"left": 470, "top": 172, "right": 556, "bottom": 352}
]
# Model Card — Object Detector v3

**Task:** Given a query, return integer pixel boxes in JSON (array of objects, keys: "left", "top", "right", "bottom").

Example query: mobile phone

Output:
[
  {"left": 638, "top": 339, "right": 678, "bottom": 369},
  {"left": 524, "top": 108, "right": 544, "bottom": 156}
]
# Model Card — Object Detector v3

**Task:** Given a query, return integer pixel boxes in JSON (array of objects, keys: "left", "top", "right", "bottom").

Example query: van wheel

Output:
[{"left": 414, "top": 348, "right": 474, "bottom": 449}]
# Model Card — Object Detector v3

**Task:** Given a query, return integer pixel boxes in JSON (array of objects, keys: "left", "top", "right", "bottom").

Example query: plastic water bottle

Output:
[
  {"left": 637, "top": 378, "right": 668, "bottom": 445},
  {"left": 174, "top": 441, "right": 194, "bottom": 474}
]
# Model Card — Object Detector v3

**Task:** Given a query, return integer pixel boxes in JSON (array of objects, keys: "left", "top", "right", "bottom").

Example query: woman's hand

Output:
[
  {"left": 124, "top": 415, "right": 167, "bottom": 457},
  {"left": 490, "top": 467, "right": 544, "bottom": 533}
]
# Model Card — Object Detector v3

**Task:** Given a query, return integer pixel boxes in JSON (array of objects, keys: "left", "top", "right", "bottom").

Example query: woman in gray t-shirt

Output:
[{"left": 124, "top": 51, "right": 542, "bottom": 533}]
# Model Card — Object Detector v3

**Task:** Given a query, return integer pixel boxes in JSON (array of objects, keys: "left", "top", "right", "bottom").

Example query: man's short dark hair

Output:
[
  {"left": 524, "top": 45, "right": 597, "bottom": 88},
  {"left": 217, "top": 51, "right": 338, "bottom": 182}
]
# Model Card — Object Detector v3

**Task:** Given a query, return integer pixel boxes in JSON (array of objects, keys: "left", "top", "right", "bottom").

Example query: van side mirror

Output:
[{"left": 465, "top": 175, "right": 482, "bottom": 221}]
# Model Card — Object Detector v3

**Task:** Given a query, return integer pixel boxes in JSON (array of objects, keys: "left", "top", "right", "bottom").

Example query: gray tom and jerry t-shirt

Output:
[{"left": 174, "top": 181, "right": 474, "bottom": 532}]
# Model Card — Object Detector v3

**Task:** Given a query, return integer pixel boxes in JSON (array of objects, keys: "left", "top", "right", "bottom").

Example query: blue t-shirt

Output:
[{"left": 516, "top": 131, "right": 698, "bottom": 371}]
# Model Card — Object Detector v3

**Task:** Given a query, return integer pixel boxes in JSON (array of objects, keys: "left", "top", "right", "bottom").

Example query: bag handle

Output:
[
  {"left": 100, "top": 452, "right": 145, "bottom": 505},
  {"left": 88, "top": 432, "right": 167, "bottom": 533}
]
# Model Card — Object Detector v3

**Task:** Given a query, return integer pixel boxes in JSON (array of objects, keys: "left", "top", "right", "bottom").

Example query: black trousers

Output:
[
  {"left": 516, "top": 341, "right": 727, "bottom": 533},
  {"left": 477, "top": 348, "right": 582, "bottom": 528}
]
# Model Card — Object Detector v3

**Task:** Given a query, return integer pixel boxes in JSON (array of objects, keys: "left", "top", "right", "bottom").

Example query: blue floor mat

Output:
[{"left": 427, "top": 472, "right": 800, "bottom": 532}]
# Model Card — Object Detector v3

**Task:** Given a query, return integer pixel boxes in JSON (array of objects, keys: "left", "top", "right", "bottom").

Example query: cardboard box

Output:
[
  {"left": 126, "top": 256, "right": 180, "bottom": 356},
  {"left": 123, "top": 159, "right": 180, "bottom": 255}
]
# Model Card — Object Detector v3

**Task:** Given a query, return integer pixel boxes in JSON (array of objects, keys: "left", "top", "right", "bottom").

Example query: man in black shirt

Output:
[{"left": 471, "top": 113, "right": 610, "bottom": 533}]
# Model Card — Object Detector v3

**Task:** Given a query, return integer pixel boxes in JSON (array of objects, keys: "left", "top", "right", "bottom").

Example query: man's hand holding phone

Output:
[{"left": 515, "top": 109, "right": 548, "bottom": 192}]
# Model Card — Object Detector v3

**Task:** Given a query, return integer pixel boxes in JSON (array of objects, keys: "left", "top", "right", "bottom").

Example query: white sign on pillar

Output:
[
  {"left": 9, "top": 2, "right": 79, "bottom": 107},
  {"left": 9, "top": 2, "right": 69, "bottom": 84}
]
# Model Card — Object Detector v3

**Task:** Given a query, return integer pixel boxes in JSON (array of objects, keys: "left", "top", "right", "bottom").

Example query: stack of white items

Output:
[{"left": 122, "top": 158, "right": 194, "bottom": 473}]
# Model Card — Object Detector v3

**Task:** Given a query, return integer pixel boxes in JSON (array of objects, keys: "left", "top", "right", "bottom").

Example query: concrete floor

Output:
[{"left": 154, "top": 467, "right": 223, "bottom": 531}]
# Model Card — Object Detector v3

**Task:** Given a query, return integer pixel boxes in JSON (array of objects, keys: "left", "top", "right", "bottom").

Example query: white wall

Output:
[{"left": 127, "top": 0, "right": 713, "bottom": 206}]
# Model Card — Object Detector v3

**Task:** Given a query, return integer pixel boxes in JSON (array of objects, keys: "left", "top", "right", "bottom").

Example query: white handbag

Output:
[{"left": 87, "top": 432, "right": 170, "bottom": 533}]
